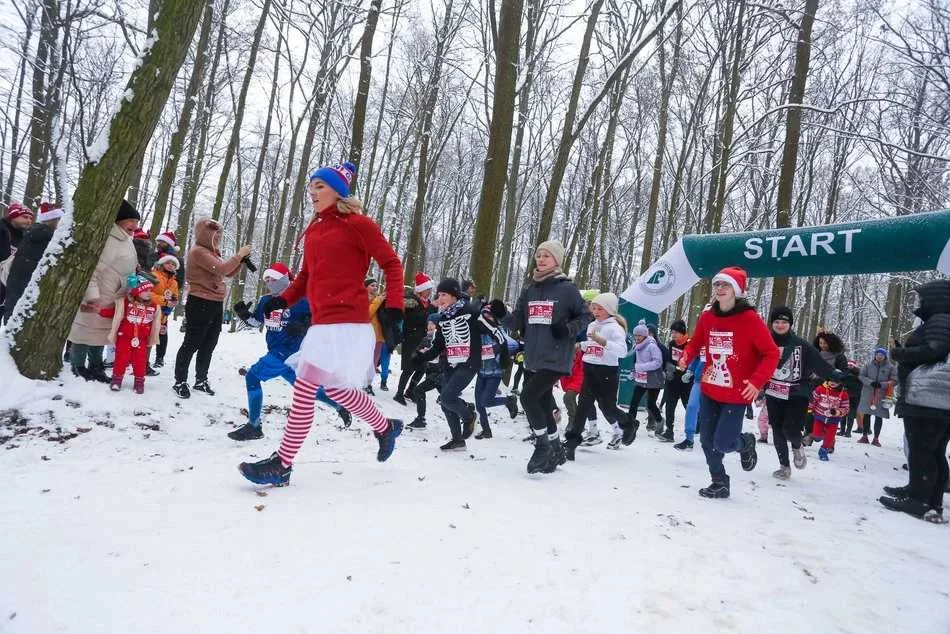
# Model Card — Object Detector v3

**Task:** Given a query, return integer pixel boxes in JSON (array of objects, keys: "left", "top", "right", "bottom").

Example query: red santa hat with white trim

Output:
[
  {"left": 155, "top": 254, "right": 179, "bottom": 270},
  {"left": 414, "top": 272, "right": 435, "bottom": 293},
  {"left": 711, "top": 266, "right": 748, "bottom": 298},
  {"left": 156, "top": 231, "right": 179, "bottom": 253},
  {"left": 262, "top": 262, "right": 294, "bottom": 281},
  {"left": 37, "top": 201, "right": 64, "bottom": 223}
]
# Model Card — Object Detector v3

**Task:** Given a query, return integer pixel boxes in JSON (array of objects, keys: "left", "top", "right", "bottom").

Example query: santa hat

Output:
[
  {"left": 155, "top": 254, "right": 179, "bottom": 270},
  {"left": 36, "top": 202, "right": 64, "bottom": 223},
  {"left": 414, "top": 272, "right": 435, "bottom": 293},
  {"left": 712, "top": 266, "right": 748, "bottom": 298},
  {"left": 310, "top": 161, "right": 357, "bottom": 198},
  {"left": 156, "top": 231, "right": 179, "bottom": 252},
  {"left": 6, "top": 202, "right": 33, "bottom": 221},
  {"left": 130, "top": 280, "right": 154, "bottom": 298},
  {"left": 133, "top": 228, "right": 150, "bottom": 241},
  {"left": 262, "top": 262, "right": 293, "bottom": 281}
]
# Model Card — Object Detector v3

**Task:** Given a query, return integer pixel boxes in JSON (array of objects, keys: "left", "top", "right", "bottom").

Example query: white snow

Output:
[{"left": 0, "top": 326, "right": 947, "bottom": 632}]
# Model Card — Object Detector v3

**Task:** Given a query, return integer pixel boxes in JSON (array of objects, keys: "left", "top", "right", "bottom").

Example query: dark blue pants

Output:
[
  {"left": 698, "top": 393, "right": 746, "bottom": 481},
  {"left": 440, "top": 366, "right": 477, "bottom": 439},
  {"left": 246, "top": 352, "right": 341, "bottom": 426},
  {"left": 474, "top": 374, "right": 508, "bottom": 424}
]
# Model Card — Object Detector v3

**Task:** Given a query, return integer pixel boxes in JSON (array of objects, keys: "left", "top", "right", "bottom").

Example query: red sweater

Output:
[
  {"left": 281, "top": 207, "right": 404, "bottom": 325},
  {"left": 681, "top": 303, "right": 779, "bottom": 404},
  {"left": 809, "top": 383, "right": 850, "bottom": 420}
]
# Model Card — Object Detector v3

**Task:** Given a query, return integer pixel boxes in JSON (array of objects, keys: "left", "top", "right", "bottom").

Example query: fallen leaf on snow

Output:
[{"left": 254, "top": 505, "right": 265, "bottom": 512}]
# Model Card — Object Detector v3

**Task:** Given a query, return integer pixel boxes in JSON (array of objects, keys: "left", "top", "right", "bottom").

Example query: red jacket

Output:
[
  {"left": 809, "top": 382, "right": 850, "bottom": 421},
  {"left": 560, "top": 348, "right": 585, "bottom": 393},
  {"left": 281, "top": 207, "right": 404, "bottom": 325},
  {"left": 681, "top": 303, "right": 779, "bottom": 404}
]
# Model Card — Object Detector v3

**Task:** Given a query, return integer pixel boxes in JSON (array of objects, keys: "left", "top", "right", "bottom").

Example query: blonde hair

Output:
[
  {"left": 614, "top": 314, "right": 628, "bottom": 331},
  {"left": 337, "top": 196, "right": 364, "bottom": 215}
]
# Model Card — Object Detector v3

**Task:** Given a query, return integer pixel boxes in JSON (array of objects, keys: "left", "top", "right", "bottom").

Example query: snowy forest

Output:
[{"left": 1, "top": 0, "right": 948, "bottom": 367}]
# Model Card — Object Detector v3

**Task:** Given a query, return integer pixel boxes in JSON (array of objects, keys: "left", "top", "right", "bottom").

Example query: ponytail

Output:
[{"left": 614, "top": 314, "right": 628, "bottom": 331}]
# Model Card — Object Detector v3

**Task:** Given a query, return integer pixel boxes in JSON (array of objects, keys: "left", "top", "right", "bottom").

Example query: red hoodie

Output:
[
  {"left": 281, "top": 207, "right": 404, "bottom": 325},
  {"left": 560, "top": 348, "right": 585, "bottom": 393},
  {"left": 680, "top": 303, "right": 779, "bottom": 404}
]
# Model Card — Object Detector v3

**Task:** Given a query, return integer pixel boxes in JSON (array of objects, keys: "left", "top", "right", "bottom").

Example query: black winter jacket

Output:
[
  {"left": 401, "top": 290, "right": 435, "bottom": 351},
  {"left": 765, "top": 330, "right": 835, "bottom": 402},
  {"left": 892, "top": 280, "right": 950, "bottom": 419},
  {"left": 2, "top": 222, "right": 54, "bottom": 319},
  {"left": 0, "top": 217, "right": 25, "bottom": 264}
]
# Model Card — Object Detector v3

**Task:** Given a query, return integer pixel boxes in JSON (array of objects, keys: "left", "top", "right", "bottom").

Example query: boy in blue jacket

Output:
[{"left": 228, "top": 263, "right": 350, "bottom": 441}]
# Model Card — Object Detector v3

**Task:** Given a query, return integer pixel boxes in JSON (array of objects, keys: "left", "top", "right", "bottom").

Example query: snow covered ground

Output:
[{"left": 1, "top": 324, "right": 948, "bottom": 633}]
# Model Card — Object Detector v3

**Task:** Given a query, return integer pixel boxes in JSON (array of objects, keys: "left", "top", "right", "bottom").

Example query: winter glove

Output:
[
  {"left": 233, "top": 301, "right": 253, "bottom": 322},
  {"left": 382, "top": 307, "right": 404, "bottom": 349},
  {"left": 681, "top": 370, "right": 694, "bottom": 384},
  {"left": 551, "top": 319, "right": 570, "bottom": 339},
  {"left": 261, "top": 295, "right": 288, "bottom": 315}
]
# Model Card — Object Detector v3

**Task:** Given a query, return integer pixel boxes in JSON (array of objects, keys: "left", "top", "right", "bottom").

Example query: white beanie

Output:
[
  {"left": 536, "top": 240, "right": 566, "bottom": 267},
  {"left": 590, "top": 292, "right": 619, "bottom": 317}
]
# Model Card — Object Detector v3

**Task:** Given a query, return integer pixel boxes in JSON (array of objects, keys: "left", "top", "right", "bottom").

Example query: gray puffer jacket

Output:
[{"left": 506, "top": 274, "right": 591, "bottom": 376}]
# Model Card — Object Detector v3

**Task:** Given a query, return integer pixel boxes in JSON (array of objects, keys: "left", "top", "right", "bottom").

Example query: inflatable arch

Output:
[{"left": 616, "top": 209, "right": 950, "bottom": 402}]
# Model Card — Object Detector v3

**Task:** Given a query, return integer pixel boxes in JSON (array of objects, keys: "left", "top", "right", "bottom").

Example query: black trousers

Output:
[
  {"left": 566, "top": 363, "right": 625, "bottom": 441},
  {"left": 520, "top": 369, "right": 561, "bottom": 434},
  {"left": 905, "top": 414, "right": 950, "bottom": 510},
  {"left": 630, "top": 385, "right": 662, "bottom": 423},
  {"left": 664, "top": 378, "right": 692, "bottom": 431},
  {"left": 174, "top": 296, "right": 223, "bottom": 383},
  {"left": 413, "top": 373, "right": 441, "bottom": 418},
  {"left": 155, "top": 332, "right": 169, "bottom": 363},
  {"left": 767, "top": 396, "right": 809, "bottom": 467}
]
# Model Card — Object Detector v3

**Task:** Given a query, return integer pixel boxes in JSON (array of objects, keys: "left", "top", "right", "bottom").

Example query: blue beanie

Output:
[
  {"left": 310, "top": 161, "right": 357, "bottom": 198},
  {"left": 874, "top": 347, "right": 887, "bottom": 357}
]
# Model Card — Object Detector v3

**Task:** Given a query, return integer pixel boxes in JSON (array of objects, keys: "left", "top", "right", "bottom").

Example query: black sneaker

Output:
[
  {"left": 440, "top": 438, "right": 466, "bottom": 451},
  {"left": 622, "top": 419, "right": 639, "bottom": 446},
  {"left": 506, "top": 394, "right": 519, "bottom": 419},
  {"left": 153, "top": 359, "right": 164, "bottom": 368},
  {"left": 193, "top": 380, "right": 215, "bottom": 396},
  {"left": 673, "top": 439, "right": 693, "bottom": 451},
  {"left": 645, "top": 420, "right": 656, "bottom": 432},
  {"left": 475, "top": 426, "right": 493, "bottom": 440},
  {"left": 739, "top": 432, "right": 757, "bottom": 472},
  {"left": 338, "top": 408, "right": 352, "bottom": 428},
  {"left": 658, "top": 430, "right": 674, "bottom": 443},
  {"left": 364, "top": 385, "right": 376, "bottom": 396},
  {"left": 146, "top": 365, "right": 159, "bottom": 377},
  {"left": 527, "top": 435, "right": 556, "bottom": 474},
  {"left": 407, "top": 417, "right": 427, "bottom": 430},
  {"left": 239, "top": 452, "right": 291, "bottom": 486},
  {"left": 551, "top": 437, "right": 566, "bottom": 465},
  {"left": 883, "top": 484, "right": 911, "bottom": 497},
  {"left": 374, "top": 419, "right": 402, "bottom": 462},
  {"left": 228, "top": 423, "right": 264, "bottom": 441},
  {"left": 380, "top": 381, "right": 389, "bottom": 391},
  {"left": 699, "top": 480, "right": 730, "bottom": 499},
  {"left": 173, "top": 381, "right": 191, "bottom": 399},
  {"left": 393, "top": 394, "right": 407, "bottom": 406},
  {"left": 879, "top": 495, "right": 930, "bottom": 518}
]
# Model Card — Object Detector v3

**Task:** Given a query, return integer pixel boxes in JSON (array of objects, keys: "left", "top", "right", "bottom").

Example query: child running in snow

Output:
[
  {"left": 472, "top": 300, "right": 520, "bottom": 439},
  {"left": 805, "top": 372, "right": 850, "bottom": 461},
  {"left": 107, "top": 278, "right": 160, "bottom": 393},
  {"left": 407, "top": 316, "right": 445, "bottom": 430}
]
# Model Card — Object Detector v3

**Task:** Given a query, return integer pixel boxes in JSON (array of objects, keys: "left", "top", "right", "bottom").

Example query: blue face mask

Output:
[{"left": 265, "top": 277, "right": 290, "bottom": 296}]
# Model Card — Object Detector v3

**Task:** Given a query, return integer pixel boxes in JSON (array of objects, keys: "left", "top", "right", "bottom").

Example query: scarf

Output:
[
  {"left": 532, "top": 266, "right": 564, "bottom": 283},
  {"left": 440, "top": 299, "right": 466, "bottom": 319}
]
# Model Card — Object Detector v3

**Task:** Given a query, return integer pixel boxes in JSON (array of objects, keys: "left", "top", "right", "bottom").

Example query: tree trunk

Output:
[
  {"left": 770, "top": 0, "right": 819, "bottom": 309},
  {"left": 148, "top": 0, "right": 214, "bottom": 236},
  {"left": 23, "top": 0, "right": 59, "bottom": 207},
  {"left": 3, "top": 11, "right": 37, "bottom": 208},
  {"left": 8, "top": 0, "right": 205, "bottom": 379},
  {"left": 348, "top": 0, "right": 383, "bottom": 190},
  {"left": 468, "top": 0, "right": 524, "bottom": 291},
  {"left": 210, "top": 0, "right": 273, "bottom": 221}
]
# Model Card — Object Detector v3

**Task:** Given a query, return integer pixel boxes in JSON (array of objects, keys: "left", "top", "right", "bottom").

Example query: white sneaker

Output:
[
  {"left": 606, "top": 430, "right": 623, "bottom": 450},
  {"left": 793, "top": 447, "right": 807, "bottom": 469},
  {"left": 582, "top": 431, "right": 602, "bottom": 446}
]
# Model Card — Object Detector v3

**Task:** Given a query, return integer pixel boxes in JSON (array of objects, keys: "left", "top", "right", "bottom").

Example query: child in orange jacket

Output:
[
  {"left": 805, "top": 372, "right": 850, "bottom": 461},
  {"left": 151, "top": 255, "right": 180, "bottom": 368},
  {"left": 106, "top": 279, "right": 161, "bottom": 393}
]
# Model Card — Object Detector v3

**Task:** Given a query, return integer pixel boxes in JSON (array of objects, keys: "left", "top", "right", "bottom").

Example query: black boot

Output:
[
  {"left": 739, "top": 432, "right": 758, "bottom": 471},
  {"left": 879, "top": 495, "right": 930, "bottom": 518},
  {"left": 565, "top": 436, "right": 580, "bottom": 461},
  {"left": 882, "top": 484, "right": 911, "bottom": 497},
  {"left": 228, "top": 423, "right": 264, "bottom": 441},
  {"left": 461, "top": 405, "right": 476, "bottom": 440},
  {"left": 551, "top": 437, "right": 566, "bottom": 466},
  {"left": 527, "top": 435, "right": 556, "bottom": 474},
  {"left": 699, "top": 476, "right": 730, "bottom": 499},
  {"left": 621, "top": 417, "right": 639, "bottom": 446},
  {"left": 475, "top": 423, "right": 493, "bottom": 440}
]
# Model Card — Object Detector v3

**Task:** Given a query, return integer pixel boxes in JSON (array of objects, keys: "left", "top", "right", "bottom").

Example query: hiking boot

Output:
[
  {"left": 699, "top": 479, "right": 730, "bottom": 499},
  {"left": 338, "top": 408, "right": 352, "bottom": 428},
  {"left": 565, "top": 437, "right": 579, "bottom": 461},
  {"left": 527, "top": 435, "right": 556, "bottom": 474},
  {"left": 818, "top": 447, "right": 830, "bottom": 461},
  {"left": 739, "top": 433, "right": 757, "bottom": 471},
  {"left": 879, "top": 495, "right": 929, "bottom": 519},
  {"left": 153, "top": 359, "right": 164, "bottom": 368},
  {"left": 581, "top": 430, "right": 602, "bottom": 446},
  {"left": 133, "top": 377, "right": 145, "bottom": 395},
  {"left": 374, "top": 420, "right": 402, "bottom": 462},
  {"left": 193, "top": 380, "right": 215, "bottom": 396},
  {"left": 506, "top": 394, "right": 519, "bottom": 419},
  {"left": 871, "top": 437, "right": 881, "bottom": 447},
  {"left": 393, "top": 394, "right": 408, "bottom": 406},
  {"left": 793, "top": 446, "right": 807, "bottom": 469},
  {"left": 658, "top": 429, "right": 674, "bottom": 443},
  {"left": 173, "top": 381, "right": 191, "bottom": 399},
  {"left": 239, "top": 452, "right": 291, "bottom": 486},
  {"left": 621, "top": 418, "right": 639, "bottom": 446},
  {"left": 407, "top": 417, "right": 427, "bottom": 430},
  {"left": 228, "top": 423, "right": 264, "bottom": 441},
  {"left": 773, "top": 465, "right": 791, "bottom": 480},
  {"left": 380, "top": 380, "right": 389, "bottom": 391},
  {"left": 673, "top": 439, "right": 694, "bottom": 451},
  {"left": 883, "top": 484, "right": 911, "bottom": 497},
  {"left": 551, "top": 437, "right": 566, "bottom": 466},
  {"left": 857, "top": 434, "right": 869, "bottom": 444},
  {"left": 475, "top": 425, "right": 493, "bottom": 440},
  {"left": 440, "top": 438, "right": 466, "bottom": 451}
]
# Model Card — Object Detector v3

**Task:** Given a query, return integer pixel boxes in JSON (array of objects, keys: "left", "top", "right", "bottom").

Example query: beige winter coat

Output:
[{"left": 68, "top": 223, "right": 138, "bottom": 345}]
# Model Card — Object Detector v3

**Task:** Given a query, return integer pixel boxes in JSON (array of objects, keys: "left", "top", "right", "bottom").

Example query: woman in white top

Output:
[{"left": 564, "top": 292, "right": 628, "bottom": 460}]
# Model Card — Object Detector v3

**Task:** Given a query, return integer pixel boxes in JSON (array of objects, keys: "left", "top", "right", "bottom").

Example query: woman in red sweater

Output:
[
  {"left": 239, "top": 162, "right": 405, "bottom": 486},
  {"left": 678, "top": 266, "right": 779, "bottom": 499}
]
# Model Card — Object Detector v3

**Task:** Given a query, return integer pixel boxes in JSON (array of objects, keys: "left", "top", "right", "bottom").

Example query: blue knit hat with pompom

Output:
[{"left": 310, "top": 161, "right": 357, "bottom": 198}]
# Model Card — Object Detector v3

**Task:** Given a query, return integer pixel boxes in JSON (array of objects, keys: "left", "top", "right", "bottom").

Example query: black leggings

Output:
[
  {"left": 664, "top": 379, "right": 691, "bottom": 430},
  {"left": 767, "top": 396, "right": 809, "bottom": 467},
  {"left": 905, "top": 414, "right": 950, "bottom": 509},
  {"left": 174, "top": 296, "right": 223, "bottom": 383},
  {"left": 397, "top": 365, "right": 422, "bottom": 398},
  {"left": 566, "top": 363, "right": 625, "bottom": 442},
  {"left": 520, "top": 369, "right": 561, "bottom": 434},
  {"left": 155, "top": 332, "right": 169, "bottom": 363},
  {"left": 630, "top": 385, "right": 662, "bottom": 423},
  {"left": 860, "top": 415, "right": 884, "bottom": 437},
  {"left": 413, "top": 373, "right": 441, "bottom": 418}
]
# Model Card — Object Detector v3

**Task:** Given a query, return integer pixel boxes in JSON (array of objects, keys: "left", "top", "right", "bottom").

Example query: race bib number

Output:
[
  {"left": 264, "top": 309, "right": 284, "bottom": 331},
  {"left": 635, "top": 370, "right": 648, "bottom": 384},
  {"left": 527, "top": 301, "right": 555, "bottom": 325},
  {"left": 765, "top": 379, "right": 791, "bottom": 400},
  {"left": 481, "top": 344, "right": 495, "bottom": 361},
  {"left": 446, "top": 344, "right": 468, "bottom": 365},
  {"left": 708, "top": 331, "right": 734, "bottom": 356},
  {"left": 671, "top": 347, "right": 683, "bottom": 362},
  {"left": 587, "top": 344, "right": 605, "bottom": 358}
]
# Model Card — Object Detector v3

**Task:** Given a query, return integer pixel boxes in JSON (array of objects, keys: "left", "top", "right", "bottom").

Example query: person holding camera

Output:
[{"left": 173, "top": 217, "right": 250, "bottom": 398}]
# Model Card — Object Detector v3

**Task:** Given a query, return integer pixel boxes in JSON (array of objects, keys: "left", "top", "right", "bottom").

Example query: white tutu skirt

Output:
[{"left": 284, "top": 323, "right": 375, "bottom": 389}]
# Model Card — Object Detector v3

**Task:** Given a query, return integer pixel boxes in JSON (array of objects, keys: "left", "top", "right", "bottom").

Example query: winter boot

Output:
[
  {"left": 475, "top": 424, "right": 493, "bottom": 440},
  {"left": 551, "top": 437, "right": 567, "bottom": 466},
  {"left": 193, "top": 380, "right": 215, "bottom": 396},
  {"left": 506, "top": 394, "right": 519, "bottom": 419},
  {"left": 440, "top": 438, "right": 466, "bottom": 451},
  {"left": 871, "top": 437, "right": 882, "bottom": 447},
  {"left": 407, "top": 417, "right": 427, "bottom": 430},
  {"left": 527, "top": 435, "right": 556, "bottom": 474},
  {"left": 393, "top": 394, "right": 408, "bottom": 406},
  {"left": 173, "top": 381, "right": 191, "bottom": 399},
  {"left": 153, "top": 358, "right": 164, "bottom": 368},
  {"left": 228, "top": 423, "right": 264, "bottom": 441},
  {"left": 879, "top": 495, "right": 930, "bottom": 519},
  {"left": 699, "top": 477, "right": 730, "bottom": 499},
  {"left": 739, "top": 433, "right": 758, "bottom": 472},
  {"left": 146, "top": 364, "right": 159, "bottom": 377},
  {"left": 239, "top": 452, "right": 291, "bottom": 486},
  {"left": 773, "top": 465, "right": 791, "bottom": 480},
  {"left": 883, "top": 484, "right": 911, "bottom": 497},
  {"left": 658, "top": 428, "right": 674, "bottom": 443},
  {"left": 133, "top": 377, "right": 145, "bottom": 395},
  {"left": 374, "top": 419, "right": 403, "bottom": 462},
  {"left": 673, "top": 439, "right": 694, "bottom": 451},
  {"left": 338, "top": 408, "right": 352, "bottom": 429},
  {"left": 793, "top": 446, "right": 807, "bottom": 469},
  {"left": 565, "top": 437, "right": 580, "bottom": 461},
  {"left": 621, "top": 418, "right": 640, "bottom": 446},
  {"left": 380, "top": 380, "right": 389, "bottom": 391},
  {"left": 110, "top": 376, "right": 122, "bottom": 392},
  {"left": 818, "top": 447, "right": 830, "bottom": 461},
  {"left": 857, "top": 434, "right": 869, "bottom": 444}
]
